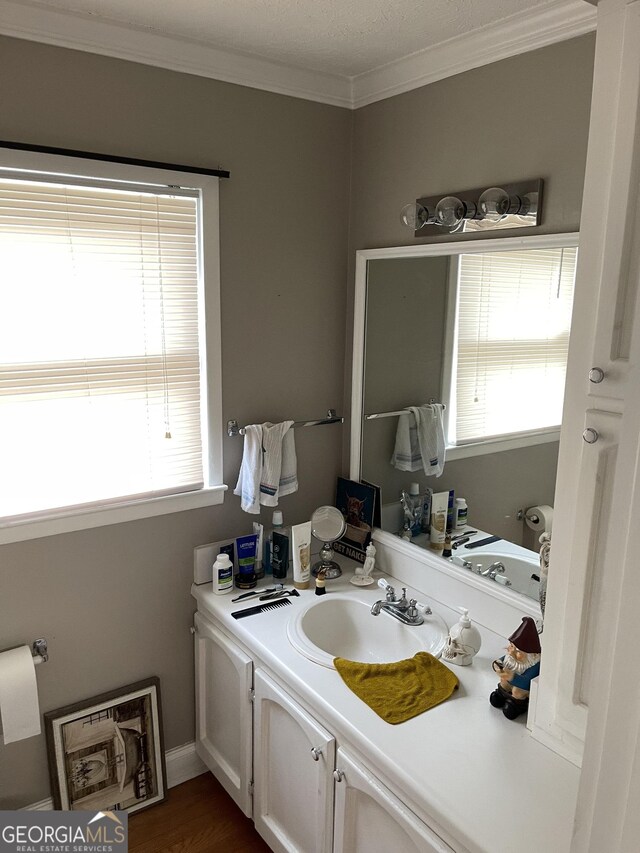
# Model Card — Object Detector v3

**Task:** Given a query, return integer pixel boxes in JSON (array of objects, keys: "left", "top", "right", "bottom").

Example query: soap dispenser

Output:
[{"left": 442, "top": 608, "right": 482, "bottom": 666}]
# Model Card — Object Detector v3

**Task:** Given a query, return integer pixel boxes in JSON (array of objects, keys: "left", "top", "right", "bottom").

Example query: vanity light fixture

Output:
[{"left": 400, "top": 179, "right": 542, "bottom": 236}]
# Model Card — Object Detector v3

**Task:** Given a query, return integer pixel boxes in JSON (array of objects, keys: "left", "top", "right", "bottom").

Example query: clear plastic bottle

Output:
[{"left": 407, "top": 483, "right": 423, "bottom": 536}]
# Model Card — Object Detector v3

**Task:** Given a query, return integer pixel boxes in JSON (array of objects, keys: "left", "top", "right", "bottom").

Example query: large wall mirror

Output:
[{"left": 350, "top": 233, "right": 579, "bottom": 602}]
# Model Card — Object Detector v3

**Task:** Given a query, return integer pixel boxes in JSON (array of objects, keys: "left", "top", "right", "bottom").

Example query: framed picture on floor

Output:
[{"left": 45, "top": 676, "right": 166, "bottom": 814}]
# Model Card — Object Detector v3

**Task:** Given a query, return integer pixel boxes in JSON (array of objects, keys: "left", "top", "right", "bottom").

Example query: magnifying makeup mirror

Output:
[{"left": 311, "top": 505, "right": 347, "bottom": 579}]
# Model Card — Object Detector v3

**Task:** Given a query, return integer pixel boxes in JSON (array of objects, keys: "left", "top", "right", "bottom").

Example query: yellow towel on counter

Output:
[{"left": 334, "top": 652, "right": 459, "bottom": 724}]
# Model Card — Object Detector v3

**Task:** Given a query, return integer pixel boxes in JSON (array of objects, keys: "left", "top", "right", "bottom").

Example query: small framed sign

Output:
[
  {"left": 45, "top": 677, "right": 166, "bottom": 814},
  {"left": 334, "top": 477, "right": 377, "bottom": 563}
]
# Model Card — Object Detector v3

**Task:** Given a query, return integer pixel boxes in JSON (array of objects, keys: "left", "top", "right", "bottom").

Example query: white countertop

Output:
[{"left": 192, "top": 567, "right": 579, "bottom": 853}]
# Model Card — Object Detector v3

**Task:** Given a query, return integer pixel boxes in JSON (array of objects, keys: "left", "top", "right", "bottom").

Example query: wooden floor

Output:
[{"left": 129, "top": 772, "right": 272, "bottom": 852}]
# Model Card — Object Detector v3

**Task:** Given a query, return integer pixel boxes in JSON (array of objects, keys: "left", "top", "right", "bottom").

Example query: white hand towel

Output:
[
  {"left": 260, "top": 421, "right": 296, "bottom": 506},
  {"left": 278, "top": 427, "right": 298, "bottom": 498},
  {"left": 410, "top": 403, "right": 446, "bottom": 478},
  {"left": 233, "top": 424, "right": 264, "bottom": 514},
  {"left": 390, "top": 413, "right": 422, "bottom": 472}
]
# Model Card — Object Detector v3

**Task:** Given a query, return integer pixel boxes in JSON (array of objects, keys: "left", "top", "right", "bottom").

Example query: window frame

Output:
[
  {"left": 441, "top": 246, "right": 577, "bottom": 461},
  {"left": 0, "top": 149, "right": 226, "bottom": 545}
]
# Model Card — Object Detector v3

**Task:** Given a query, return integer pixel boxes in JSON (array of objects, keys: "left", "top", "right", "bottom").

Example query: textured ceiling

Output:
[{"left": 20, "top": 0, "right": 561, "bottom": 77}]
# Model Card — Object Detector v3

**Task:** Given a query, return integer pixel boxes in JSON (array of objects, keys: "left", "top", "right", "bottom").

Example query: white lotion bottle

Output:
[
  {"left": 442, "top": 608, "right": 482, "bottom": 666},
  {"left": 455, "top": 498, "right": 468, "bottom": 530},
  {"left": 291, "top": 521, "right": 312, "bottom": 589},
  {"left": 213, "top": 553, "right": 234, "bottom": 594}
]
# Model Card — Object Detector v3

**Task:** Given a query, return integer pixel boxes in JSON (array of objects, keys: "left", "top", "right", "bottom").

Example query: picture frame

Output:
[
  {"left": 44, "top": 677, "right": 166, "bottom": 814},
  {"left": 334, "top": 476, "right": 377, "bottom": 563}
]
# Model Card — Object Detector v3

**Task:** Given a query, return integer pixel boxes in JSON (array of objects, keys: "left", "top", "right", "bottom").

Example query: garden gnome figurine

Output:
[{"left": 489, "top": 616, "right": 541, "bottom": 720}]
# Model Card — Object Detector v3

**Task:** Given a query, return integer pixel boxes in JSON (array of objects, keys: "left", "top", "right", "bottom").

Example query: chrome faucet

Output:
[
  {"left": 480, "top": 561, "right": 506, "bottom": 579},
  {"left": 370, "top": 579, "right": 429, "bottom": 625}
]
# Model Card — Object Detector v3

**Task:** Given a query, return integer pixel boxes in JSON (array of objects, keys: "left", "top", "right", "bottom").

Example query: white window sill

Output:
[
  {"left": 445, "top": 428, "right": 560, "bottom": 462},
  {"left": 0, "top": 485, "right": 228, "bottom": 545}
]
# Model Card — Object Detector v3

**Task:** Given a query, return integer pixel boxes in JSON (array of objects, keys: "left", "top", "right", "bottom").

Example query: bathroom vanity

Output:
[{"left": 192, "top": 561, "right": 578, "bottom": 853}]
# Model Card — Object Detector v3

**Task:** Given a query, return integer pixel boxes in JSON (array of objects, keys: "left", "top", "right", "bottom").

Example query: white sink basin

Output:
[{"left": 287, "top": 593, "right": 448, "bottom": 669}]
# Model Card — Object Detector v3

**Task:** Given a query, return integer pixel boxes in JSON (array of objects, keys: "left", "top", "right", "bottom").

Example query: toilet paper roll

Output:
[
  {"left": 0, "top": 645, "right": 41, "bottom": 744},
  {"left": 525, "top": 505, "right": 554, "bottom": 534}
]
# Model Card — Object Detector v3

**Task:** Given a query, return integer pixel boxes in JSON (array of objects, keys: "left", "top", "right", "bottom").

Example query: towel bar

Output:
[
  {"left": 228, "top": 409, "right": 344, "bottom": 437},
  {"left": 32, "top": 638, "right": 48, "bottom": 664},
  {"left": 364, "top": 401, "right": 446, "bottom": 420}
]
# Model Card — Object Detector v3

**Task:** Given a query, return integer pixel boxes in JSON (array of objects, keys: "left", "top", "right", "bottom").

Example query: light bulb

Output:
[
  {"left": 435, "top": 196, "right": 465, "bottom": 228},
  {"left": 478, "top": 187, "right": 510, "bottom": 222},
  {"left": 400, "top": 202, "right": 429, "bottom": 230}
]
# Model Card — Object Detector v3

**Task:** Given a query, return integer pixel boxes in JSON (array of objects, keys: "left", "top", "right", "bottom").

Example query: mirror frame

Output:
[
  {"left": 350, "top": 231, "right": 580, "bottom": 479},
  {"left": 349, "top": 232, "right": 579, "bottom": 610}
]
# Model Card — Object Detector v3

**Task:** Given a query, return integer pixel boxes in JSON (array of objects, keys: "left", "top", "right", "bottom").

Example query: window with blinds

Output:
[
  {"left": 0, "top": 175, "right": 206, "bottom": 520},
  {"left": 452, "top": 247, "right": 577, "bottom": 445}
]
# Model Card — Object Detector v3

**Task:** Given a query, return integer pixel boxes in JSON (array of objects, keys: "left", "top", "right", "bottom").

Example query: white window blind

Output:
[
  {"left": 453, "top": 247, "right": 577, "bottom": 445},
  {"left": 0, "top": 176, "right": 204, "bottom": 520}
]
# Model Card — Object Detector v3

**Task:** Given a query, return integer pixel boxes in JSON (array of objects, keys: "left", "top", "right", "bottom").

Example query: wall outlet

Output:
[{"left": 193, "top": 538, "right": 236, "bottom": 585}]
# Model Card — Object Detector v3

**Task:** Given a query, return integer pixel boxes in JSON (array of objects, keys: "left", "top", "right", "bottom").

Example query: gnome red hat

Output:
[{"left": 508, "top": 617, "right": 541, "bottom": 654}]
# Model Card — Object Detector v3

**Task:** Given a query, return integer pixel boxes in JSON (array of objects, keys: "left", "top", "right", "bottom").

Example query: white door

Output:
[
  {"left": 253, "top": 669, "right": 335, "bottom": 853},
  {"left": 194, "top": 611, "right": 253, "bottom": 816},
  {"left": 333, "top": 748, "right": 454, "bottom": 853}
]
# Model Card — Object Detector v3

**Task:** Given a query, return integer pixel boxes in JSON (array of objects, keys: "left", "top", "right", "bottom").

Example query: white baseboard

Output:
[
  {"left": 23, "top": 740, "right": 207, "bottom": 811},
  {"left": 165, "top": 741, "right": 207, "bottom": 788}
]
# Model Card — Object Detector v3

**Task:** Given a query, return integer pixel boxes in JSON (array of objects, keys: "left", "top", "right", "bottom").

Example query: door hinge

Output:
[
  {"left": 249, "top": 688, "right": 255, "bottom": 703},
  {"left": 249, "top": 780, "right": 254, "bottom": 796}
]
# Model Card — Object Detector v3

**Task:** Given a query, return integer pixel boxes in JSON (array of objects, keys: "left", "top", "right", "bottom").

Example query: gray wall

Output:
[
  {"left": 346, "top": 34, "right": 596, "bottom": 544},
  {"left": 0, "top": 36, "right": 352, "bottom": 807},
  {"left": 362, "top": 256, "right": 449, "bottom": 501}
]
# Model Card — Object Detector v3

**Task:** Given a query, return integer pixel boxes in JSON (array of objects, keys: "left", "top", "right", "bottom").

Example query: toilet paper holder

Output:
[
  {"left": 32, "top": 638, "right": 48, "bottom": 664},
  {"left": 516, "top": 507, "right": 550, "bottom": 526},
  {"left": 525, "top": 508, "right": 542, "bottom": 525}
]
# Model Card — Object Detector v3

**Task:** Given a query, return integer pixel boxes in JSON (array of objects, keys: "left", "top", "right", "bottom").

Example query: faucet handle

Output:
[{"left": 378, "top": 578, "right": 397, "bottom": 601}]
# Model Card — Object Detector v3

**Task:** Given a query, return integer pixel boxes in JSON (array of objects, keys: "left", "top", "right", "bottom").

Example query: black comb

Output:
[{"left": 231, "top": 598, "right": 292, "bottom": 619}]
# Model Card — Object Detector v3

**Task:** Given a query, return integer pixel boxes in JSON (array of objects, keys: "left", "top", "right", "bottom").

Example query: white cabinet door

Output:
[
  {"left": 333, "top": 748, "right": 454, "bottom": 853},
  {"left": 253, "top": 669, "right": 335, "bottom": 853},
  {"left": 531, "top": 0, "right": 640, "bottom": 770},
  {"left": 194, "top": 610, "right": 253, "bottom": 817}
]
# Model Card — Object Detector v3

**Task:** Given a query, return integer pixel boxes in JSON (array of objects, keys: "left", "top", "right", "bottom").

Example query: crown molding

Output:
[
  {"left": 0, "top": 0, "right": 353, "bottom": 108},
  {"left": 351, "top": 0, "right": 597, "bottom": 109},
  {"left": 0, "top": 0, "right": 596, "bottom": 110}
]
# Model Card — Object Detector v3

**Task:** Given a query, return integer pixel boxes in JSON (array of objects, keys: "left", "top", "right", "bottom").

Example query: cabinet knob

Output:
[
  {"left": 583, "top": 428, "right": 599, "bottom": 444},
  {"left": 589, "top": 367, "right": 605, "bottom": 384},
  {"left": 310, "top": 747, "right": 323, "bottom": 761},
  {"left": 333, "top": 769, "right": 345, "bottom": 782}
]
